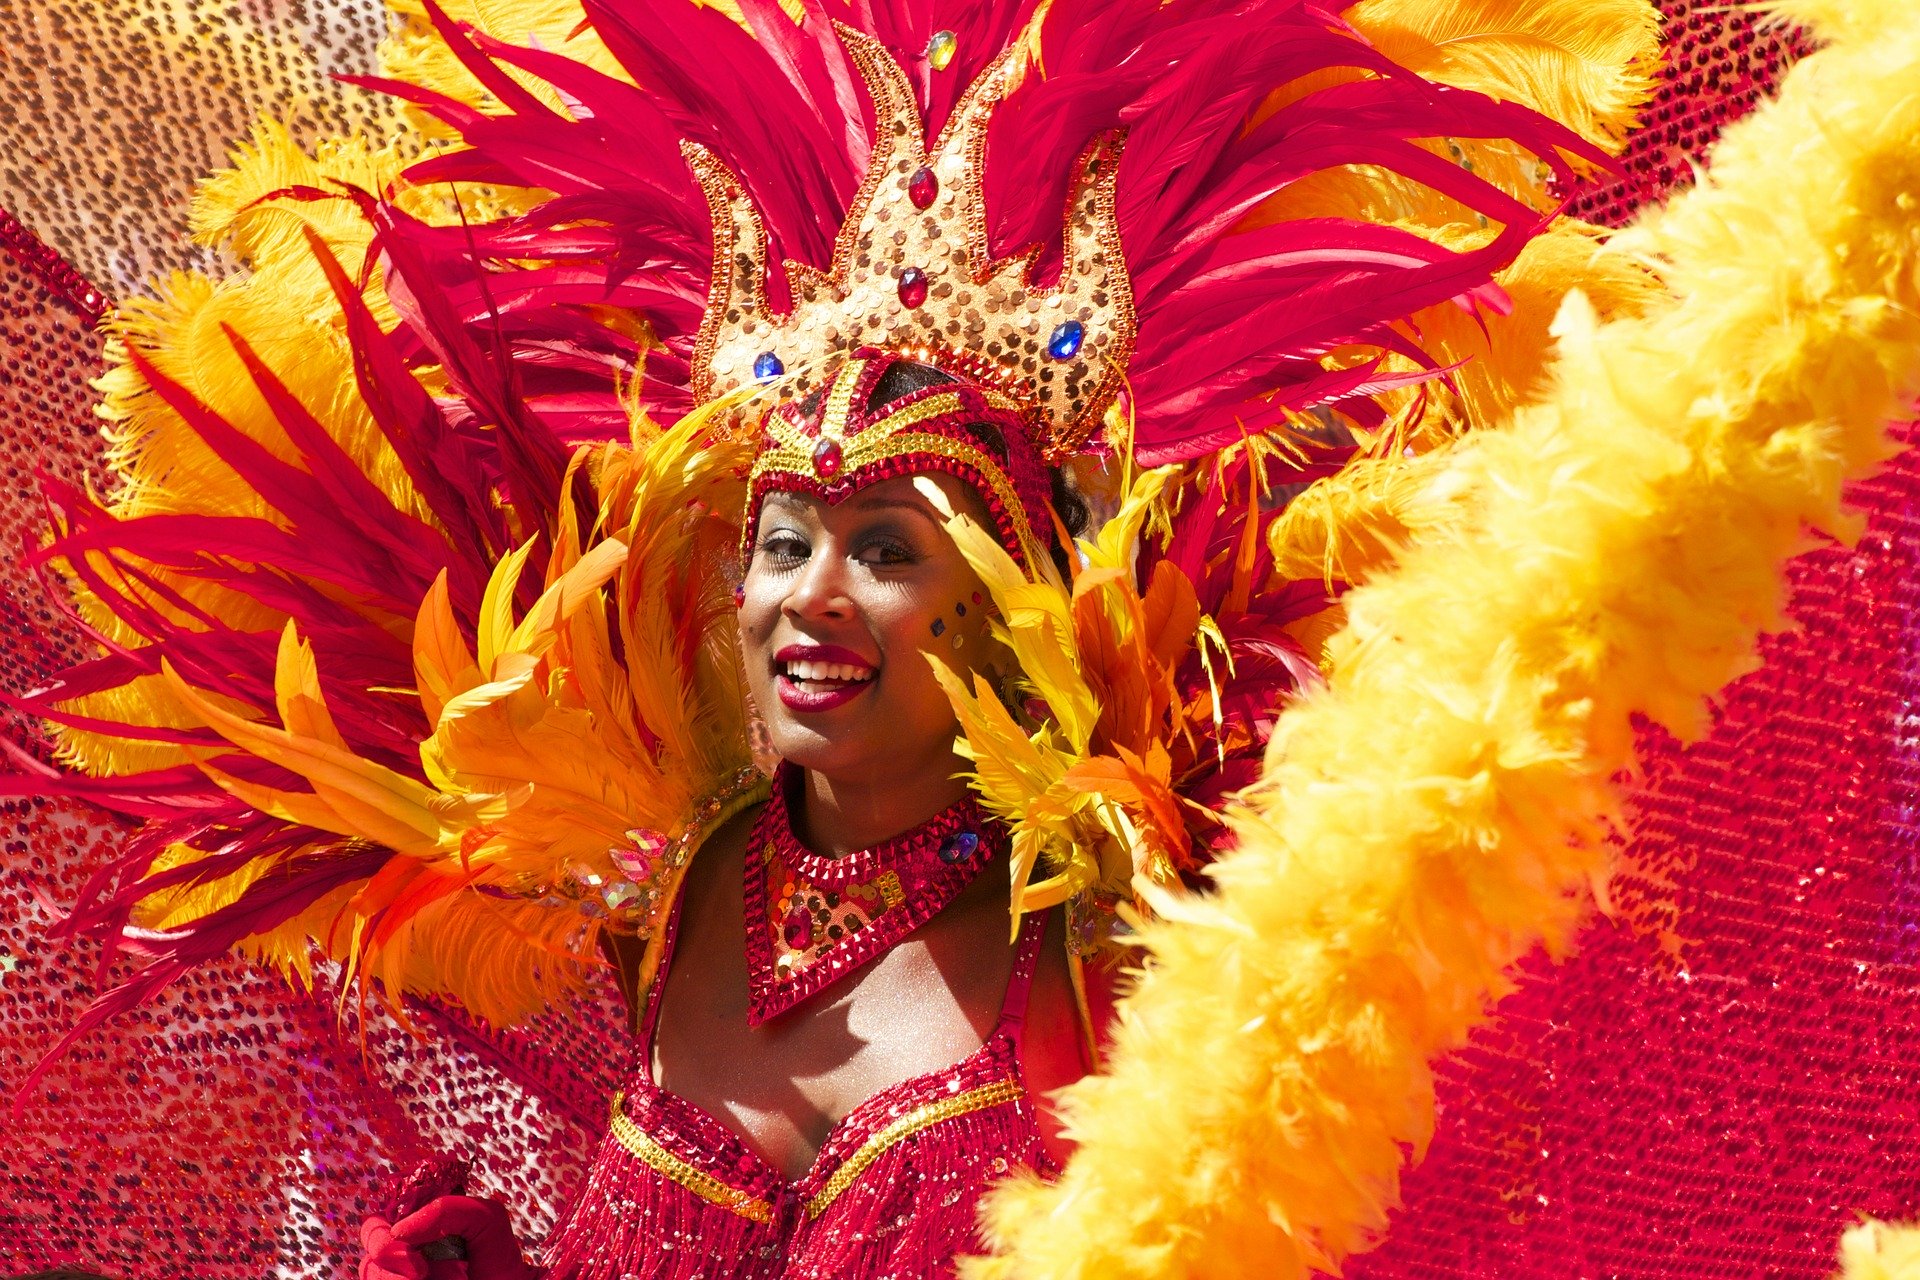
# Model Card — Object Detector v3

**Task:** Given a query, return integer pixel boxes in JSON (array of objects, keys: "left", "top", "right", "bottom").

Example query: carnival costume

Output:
[{"left": 10, "top": 0, "right": 1920, "bottom": 1275}]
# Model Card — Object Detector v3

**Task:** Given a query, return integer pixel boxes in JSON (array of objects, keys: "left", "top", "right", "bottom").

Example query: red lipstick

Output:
[{"left": 773, "top": 642, "right": 878, "bottom": 712}]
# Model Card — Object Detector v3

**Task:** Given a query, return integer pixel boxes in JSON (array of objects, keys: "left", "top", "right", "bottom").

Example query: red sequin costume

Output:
[
  {"left": 544, "top": 911, "right": 1054, "bottom": 1278},
  {"left": 10, "top": 2, "right": 1920, "bottom": 1279}
]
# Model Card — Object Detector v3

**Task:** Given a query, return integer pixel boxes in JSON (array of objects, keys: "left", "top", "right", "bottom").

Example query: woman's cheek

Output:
[
  {"left": 734, "top": 587, "right": 777, "bottom": 696},
  {"left": 902, "top": 600, "right": 987, "bottom": 698}
]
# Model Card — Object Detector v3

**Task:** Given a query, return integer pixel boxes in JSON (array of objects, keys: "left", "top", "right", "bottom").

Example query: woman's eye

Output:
[
  {"left": 855, "top": 537, "right": 916, "bottom": 566},
  {"left": 757, "top": 532, "right": 808, "bottom": 564}
]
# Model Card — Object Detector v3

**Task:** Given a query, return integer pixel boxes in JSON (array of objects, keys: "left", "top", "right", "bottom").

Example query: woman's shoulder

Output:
[
  {"left": 604, "top": 796, "right": 767, "bottom": 1028},
  {"left": 694, "top": 796, "right": 766, "bottom": 867}
]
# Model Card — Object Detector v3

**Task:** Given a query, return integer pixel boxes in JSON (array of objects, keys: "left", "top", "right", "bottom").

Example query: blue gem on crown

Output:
[{"left": 1047, "top": 321, "right": 1085, "bottom": 360}]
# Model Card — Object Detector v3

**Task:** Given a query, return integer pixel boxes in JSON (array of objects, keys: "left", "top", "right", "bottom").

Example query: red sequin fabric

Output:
[
  {"left": 743, "top": 764, "right": 1004, "bottom": 1026},
  {"left": 4, "top": 5, "right": 1919, "bottom": 1279},
  {"left": 541, "top": 916, "right": 1054, "bottom": 1279}
]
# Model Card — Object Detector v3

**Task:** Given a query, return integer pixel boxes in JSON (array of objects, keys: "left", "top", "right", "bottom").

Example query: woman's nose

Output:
[{"left": 783, "top": 548, "right": 852, "bottom": 620}]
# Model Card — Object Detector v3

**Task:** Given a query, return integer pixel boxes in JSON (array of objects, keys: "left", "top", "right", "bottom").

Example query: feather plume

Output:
[
  {"left": 1346, "top": 0, "right": 1661, "bottom": 157},
  {"left": 971, "top": 1, "right": 1920, "bottom": 1273},
  {"left": 1833, "top": 1221, "right": 1920, "bottom": 1280},
  {"left": 928, "top": 453, "right": 1329, "bottom": 933}
]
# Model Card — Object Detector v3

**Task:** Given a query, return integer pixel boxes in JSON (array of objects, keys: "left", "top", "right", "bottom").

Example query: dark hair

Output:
[
  {"left": 868, "top": 358, "right": 954, "bottom": 410},
  {"left": 1045, "top": 467, "right": 1090, "bottom": 579}
]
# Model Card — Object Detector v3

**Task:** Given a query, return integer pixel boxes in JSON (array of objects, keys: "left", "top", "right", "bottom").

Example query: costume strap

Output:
[
  {"left": 639, "top": 893, "right": 687, "bottom": 1057},
  {"left": 996, "top": 911, "right": 1050, "bottom": 1046}
]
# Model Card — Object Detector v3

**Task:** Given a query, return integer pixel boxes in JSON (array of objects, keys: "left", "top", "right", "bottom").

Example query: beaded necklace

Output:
[{"left": 743, "top": 764, "right": 1003, "bottom": 1026}]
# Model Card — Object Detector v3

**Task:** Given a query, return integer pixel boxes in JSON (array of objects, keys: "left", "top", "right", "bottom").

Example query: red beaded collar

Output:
[{"left": 742, "top": 764, "right": 1004, "bottom": 1026}]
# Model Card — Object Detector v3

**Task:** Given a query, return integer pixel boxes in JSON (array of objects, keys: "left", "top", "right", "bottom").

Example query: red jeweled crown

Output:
[
  {"left": 743, "top": 349, "right": 1053, "bottom": 565},
  {"left": 689, "top": 24, "right": 1132, "bottom": 468}
]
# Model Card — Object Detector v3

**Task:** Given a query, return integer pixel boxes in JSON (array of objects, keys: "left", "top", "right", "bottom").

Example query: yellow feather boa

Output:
[
  {"left": 1837, "top": 1221, "right": 1920, "bottom": 1280},
  {"left": 970, "top": 2, "right": 1920, "bottom": 1274}
]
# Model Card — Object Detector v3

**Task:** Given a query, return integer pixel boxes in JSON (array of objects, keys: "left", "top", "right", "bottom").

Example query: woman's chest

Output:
[{"left": 647, "top": 845, "right": 1021, "bottom": 1178}]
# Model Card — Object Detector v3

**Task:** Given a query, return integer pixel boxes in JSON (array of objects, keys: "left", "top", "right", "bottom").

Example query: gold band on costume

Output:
[{"left": 608, "top": 1078, "right": 1028, "bottom": 1223}]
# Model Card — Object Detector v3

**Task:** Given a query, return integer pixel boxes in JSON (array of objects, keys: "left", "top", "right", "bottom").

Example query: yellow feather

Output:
[
  {"left": 503, "top": 536, "right": 629, "bottom": 659},
  {"left": 1833, "top": 1221, "right": 1920, "bottom": 1280},
  {"left": 273, "top": 621, "right": 349, "bottom": 751},
  {"left": 162, "top": 658, "right": 468, "bottom": 855},
  {"left": 135, "top": 838, "right": 292, "bottom": 931},
  {"left": 477, "top": 540, "right": 538, "bottom": 672},
  {"left": 1345, "top": 0, "right": 1663, "bottom": 154},
  {"left": 972, "top": 1, "right": 1920, "bottom": 1273},
  {"left": 412, "top": 572, "right": 480, "bottom": 726},
  {"left": 916, "top": 477, "right": 1099, "bottom": 748}
]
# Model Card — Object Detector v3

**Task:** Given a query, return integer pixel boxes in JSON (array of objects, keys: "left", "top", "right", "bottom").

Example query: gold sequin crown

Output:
[{"left": 686, "top": 25, "right": 1134, "bottom": 460}]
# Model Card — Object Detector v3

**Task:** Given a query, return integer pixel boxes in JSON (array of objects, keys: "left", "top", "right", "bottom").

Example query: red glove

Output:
[{"left": 360, "top": 1195, "right": 538, "bottom": 1280}]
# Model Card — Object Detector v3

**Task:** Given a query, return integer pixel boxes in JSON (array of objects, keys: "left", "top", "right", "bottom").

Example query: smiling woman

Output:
[{"left": 532, "top": 353, "right": 1103, "bottom": 1276}]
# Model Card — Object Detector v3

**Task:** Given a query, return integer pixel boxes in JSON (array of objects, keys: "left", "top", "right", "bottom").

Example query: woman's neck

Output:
[{"left": 792, "top": 760, "right": 971, "bottom": 857}]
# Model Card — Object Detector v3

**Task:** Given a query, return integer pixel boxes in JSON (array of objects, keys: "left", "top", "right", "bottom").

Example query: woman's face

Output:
[{"left": 739, "top": 474, "right": 1003, "bottom": 786}]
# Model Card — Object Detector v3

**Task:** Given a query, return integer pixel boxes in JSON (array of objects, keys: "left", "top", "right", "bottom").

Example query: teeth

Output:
[{"left": 784, "top": 659, "right": 873, "bottom": 683}]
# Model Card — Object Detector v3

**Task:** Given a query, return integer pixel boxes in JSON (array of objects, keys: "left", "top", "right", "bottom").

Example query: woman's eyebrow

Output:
[{"left": 845, "top": 494, "right": 937, "bottom": 518}]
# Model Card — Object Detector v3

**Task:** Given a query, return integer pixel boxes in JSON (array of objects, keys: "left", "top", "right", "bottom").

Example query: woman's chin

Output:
[{"left": 761, "top": 709, "right": 872, "bottom": 774}]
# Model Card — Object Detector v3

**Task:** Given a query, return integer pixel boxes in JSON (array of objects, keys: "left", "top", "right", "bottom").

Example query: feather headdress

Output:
[{"left": 9, "top": 0, "right": 1658, "bottom": 1068}]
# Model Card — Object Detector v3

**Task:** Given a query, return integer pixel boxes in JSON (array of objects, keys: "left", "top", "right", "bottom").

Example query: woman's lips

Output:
[
  {"left": 775, "top": 674, "right": 871, "bottom": 711},
  {"left": 773, "top": 642, "right": 877, "bottom": 712}
]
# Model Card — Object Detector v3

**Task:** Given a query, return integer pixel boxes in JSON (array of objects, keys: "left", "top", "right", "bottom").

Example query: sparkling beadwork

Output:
[
  {"left": 907, "top": 165, "right": 938, "bottom": 209},
  {"left": 1047, "top": 320, "right": 1085, "bottom": 360},
  {"left": 615, "top": 828, "right": 670, "bottom": 879},
  {"left": 938, "top": 831, "right": 980, "bottom": 864},
  {"left": 602, "top": 880, "right": 643, "bottom": 910},
  {"left": 753, "top": 350, "right": 784, "bottom": 381},
  {"left": 925, "top": 29, "right": 957, "bottom": 70},
  {"left": 743, "top": 764, "right": 1005, "bottom": 1026},
  {"left": 811, "top": 436, "right": 844, "bottom": 477},
  {"left": 898, "top": 266, "right": 928, "bottom": 309}
]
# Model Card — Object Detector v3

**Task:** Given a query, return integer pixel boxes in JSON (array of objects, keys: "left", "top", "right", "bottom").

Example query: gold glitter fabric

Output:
[{"left": 0, "top": 0, "right": 393, "bottom": 294}]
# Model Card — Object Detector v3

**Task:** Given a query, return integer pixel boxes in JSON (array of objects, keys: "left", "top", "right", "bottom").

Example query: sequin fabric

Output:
[
  {"left": 7, "top": 5, "right": 1920, "bottom": 1279},
  {"left": 539, "top": 916, "right": 1056, "bottom": 1279},
  {"left": 743, "top": 764, "right": 1003, "bottom": 1026},
  {"left": 0, "top": 0, "right": 396, "bottom": 295}
]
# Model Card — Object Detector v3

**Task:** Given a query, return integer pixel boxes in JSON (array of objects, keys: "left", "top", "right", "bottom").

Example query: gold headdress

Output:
[{"left": 688, "top": 27, "right": 1133, "bottom": 461}]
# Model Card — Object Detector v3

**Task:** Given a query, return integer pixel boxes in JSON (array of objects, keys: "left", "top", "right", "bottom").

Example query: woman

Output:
[
  {"left": 532, "top": 358, "right": 1098, "bottom": 1276},
  {"left": 13, "top": 0, "right": 1645, "bottom": 1274}
]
